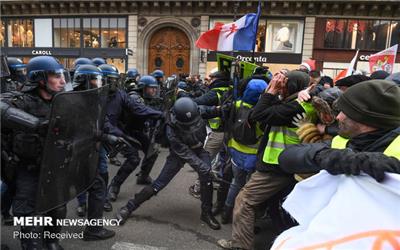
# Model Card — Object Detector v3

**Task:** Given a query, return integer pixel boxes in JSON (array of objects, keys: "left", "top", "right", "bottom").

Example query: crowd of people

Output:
[{"left": 1, "top": 54, "right": 400, "bottom": 250}]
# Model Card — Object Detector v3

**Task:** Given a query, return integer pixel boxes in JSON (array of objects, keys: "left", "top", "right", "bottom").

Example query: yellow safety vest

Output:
[
  {"left": 331, "top": 135, "right": 400, "bottom": 160},
  {"left": 208, "top": 86, "right": 231, "bottom": 130},
  {"left": 262, "top": 100, "right": 317, "bottom": 165},
  {"left": 227, "top": 100, "right": 263, "bottom": 154}
]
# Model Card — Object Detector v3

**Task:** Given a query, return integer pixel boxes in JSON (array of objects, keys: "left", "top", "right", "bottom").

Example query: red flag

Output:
[
  {"left": 369, "top": 44, "right": 398, "bottom": 74},
  {"left": 195, "top": 23, "right": 224, "bottom": 51},
  {"left": 334, "top": 69, "right": 348, "bottom": 83}
]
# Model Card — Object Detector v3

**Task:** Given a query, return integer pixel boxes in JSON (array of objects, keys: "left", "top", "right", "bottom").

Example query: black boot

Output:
[
  {"left": 83, "top": 227, "right": 115, "bottom": 241},
  {"left": 100, "top": 173, "right": 113, "bottom": 212},
  {"left": 115, "top": 206, "right": 132, "bottom": 225},
  {"left": 136, "top": 171, "right": 153, "bottom": 185},
  {"left": 108, "top": 184, "right": 120, "bottom": 202},
  {"left": 221, "top": 205, "right": 233, "bottom": 224},
  {"left": 199, "top": 180, "right": 221, "bottom": 230}
]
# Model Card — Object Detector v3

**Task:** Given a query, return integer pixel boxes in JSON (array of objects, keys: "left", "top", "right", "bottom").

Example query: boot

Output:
[
  {"left": 221, "top": 205, "right": 233, "bottom": 224},
  {"left": 103, "top": 200, "right": 113, "bottom": 212},
  {"left": 115, "top": 206, "right": 132, "bottom": 225},
  {"left": 45, "top": 241, "right": 64, "bottom": 250},
  {"left": 76, "top": 204, "right": 86, "bottom": 217},
  {"left": 83, "top": 227, "right": 115, "bottom": 241},
  {"left": 212, "top": 181, "right": 229, "bottom": 216},
  {"left": 199, "top": 180, "right": 221, "bottom": 230},
  {"left": 201, "top": 211, "right": 221, "bottom": 230},
  {"left": 136, "top": 171, "right": 153, "bottom": 185},
  {"left": 108, "top": 184, "right": 120, "bottom": 202}
]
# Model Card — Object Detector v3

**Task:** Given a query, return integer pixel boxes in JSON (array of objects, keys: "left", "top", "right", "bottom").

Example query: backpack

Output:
[{"left": 230, "top": 101, "right": 258, "bottom": 145}]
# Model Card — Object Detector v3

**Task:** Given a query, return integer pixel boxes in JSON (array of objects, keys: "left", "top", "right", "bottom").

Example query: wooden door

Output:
[{"left": 148, "top": 27, "right": 190, "bottom": 76}]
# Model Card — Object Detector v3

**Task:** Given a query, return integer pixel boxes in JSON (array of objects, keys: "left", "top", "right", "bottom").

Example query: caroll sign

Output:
[{"left": 32, "top": 50, "right": 52, "bottom": 56}]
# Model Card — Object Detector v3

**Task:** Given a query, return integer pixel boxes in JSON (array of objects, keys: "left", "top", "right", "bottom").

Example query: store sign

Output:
[
  {"left": 236, "top": 55, "right": 268, "bottom": 63},
  {"left": 359, "top": 54, "right": 371, "bottom": 61},
  {"left": 32, "top": 50, "right": 52, "bottom": 56}
]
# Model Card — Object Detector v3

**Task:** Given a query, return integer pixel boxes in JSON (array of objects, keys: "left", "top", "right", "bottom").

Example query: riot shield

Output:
[{"left": 36, "top": 85, "right": 109, "bottom": 213}]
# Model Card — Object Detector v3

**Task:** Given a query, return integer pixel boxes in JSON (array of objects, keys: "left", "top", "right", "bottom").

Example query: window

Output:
[
  {"left": 101, "top": 18, "right": 126, "bottom": 48},
  {"left": 106, "top": 58, "right": 125, "bottom": 73},
  {"left": 265, "top": 20, "right": 304, "bottom": 53},
  {"left": 34, "top": 19, "right": 52, "bottom": 47},
  {"left": 323, "top": 18, "right": 400, "bottom": 50},
  {"left": 83, "top": 18, "right": 100, "bottom": 48},
  {"left": 0, "top": 20, "right": 5, "bottom": 47},
  {"left": 53, "top": 18, "right": 80, "bottom": 48},
  {"left": 7, "top": 19, "right": 34, "bottom": 47}
]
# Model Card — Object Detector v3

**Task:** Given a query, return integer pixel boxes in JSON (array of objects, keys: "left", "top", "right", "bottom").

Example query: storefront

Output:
[
  {"left": 0, "top": 16, "right": 128, "bottom": 72},
  {"left": 313, "top": 17, "right": 400, "bottom": 77},
  {"left": 206, "top": 16, "right": 306, "bottom": 74}
]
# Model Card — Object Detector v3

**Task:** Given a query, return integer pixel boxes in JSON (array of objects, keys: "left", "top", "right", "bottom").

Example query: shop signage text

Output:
[
  {"left": 359, "top": 54, "right": 371, "bottom": 61},
  {"left": 236, "top": 55, "right": 267, "bottom": 63},
  {"left": 32, "top": 50, "right": 52, "bottom": 56}
]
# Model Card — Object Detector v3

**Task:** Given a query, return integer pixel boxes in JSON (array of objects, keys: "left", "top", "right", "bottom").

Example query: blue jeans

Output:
[{"left": 225, "top": 162, "right": 253, "bottom": 208}]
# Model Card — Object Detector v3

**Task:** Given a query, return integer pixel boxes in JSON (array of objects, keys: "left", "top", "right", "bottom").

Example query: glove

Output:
[
  {"left": 317, "top": 149, "right": 400, "bottom": 182},
  {"left": 296, "top": 122, "right": 322, "bottom": 143}
]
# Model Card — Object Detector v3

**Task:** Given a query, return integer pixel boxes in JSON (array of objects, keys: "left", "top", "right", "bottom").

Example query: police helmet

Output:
[
  {"left": 6, "top": 57, "right": 27, "bottom": 83},
  {"left": 177, "top": 81, "right": 188, "bottom": 90},
  {"left": 171, "top": 97, "right": 200, "bottom": 126},
  {"left": 92, "top": 57, "right": 106, "bottom": 67},
  {"left": 126, "top": 68, "right": 140, "bottom": 80},
  {"left": 73, "top": 57, "right": 94, "bottom": 70},
  {"left": 27, "top": 56, "right": 72, "bottom": 94},
  {"left": 72, "top": 64, "right": 102, "bottom": 90},
  {"left": 152, "top": 69, "right": 164, "bottom": 79},
  {"left": 98, "top": 64, "right": 120, "bottom": 91},
  {"left": 139, "top": 75, "right": 158, "bottom": 88}
]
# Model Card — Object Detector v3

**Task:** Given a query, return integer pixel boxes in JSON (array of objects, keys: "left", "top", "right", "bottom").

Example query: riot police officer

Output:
[
  {"left": 151, "top": 69, "right": 164, "bottom": 86},
  {"left": 116, "top": 97, "right": 221, "bottom": 230},
  {"left": 1, "top": 56, "right": 70, "bottom": 250},
  {"left": 0, "top": 57, "right": 27, "bottom": 93},
  {"left": 101, "top": 66, "right": 163, "bottom": 202},
  {"left": 124, "top": 68, "right": 140, "bottom": 93},
  {"left": 72, "top": 64, "right": 103, "bottom": 91},
  {"left": 70, "top": 57, "right": 94, "bottom": 78},
  {"left": 125, "top": 75, "right": 163, "bottom": 185}
]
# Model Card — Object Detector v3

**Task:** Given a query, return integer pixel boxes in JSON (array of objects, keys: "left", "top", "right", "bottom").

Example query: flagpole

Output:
[{"left": 252, "top": 1, "right": 262, "bottom": 64}]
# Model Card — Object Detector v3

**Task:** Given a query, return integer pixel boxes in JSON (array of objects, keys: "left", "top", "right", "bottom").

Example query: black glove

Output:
[{"left": 317, "top": 149, "right": 400, "bottom": 182}]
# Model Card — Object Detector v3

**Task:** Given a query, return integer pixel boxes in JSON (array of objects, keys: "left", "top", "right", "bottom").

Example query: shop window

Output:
[
  {"left": 34, "top": 19, "right": 52, "bottom": 47},
  {"left": 106, "top": 58, "right": 125, "bottom": 73},
  {"left": 323, "top": 18, "right": 399, "bottom": 50},
  {"left": 56, "top": 57, "right": 77, "bottom": 70},
  {"left": 83, "top": 18, "right": 100, "bottom": 48},
  {"left": 101, "top": 18, "right": 126, "bottom": 48},
  {"left": 209, "top": 18, "right": 266, "bottom": 52},
  {"left": 7, "top": 19, "right": 34, "bottom": 47},
  {"left": 265, "top": 20, "right": 304, "bottom": 53},
  {"left": 54, "top": 18, "right": 80, "bottom": 48},
  {"left": 0, "top": 20, "right": 5, "bottom": 47}
]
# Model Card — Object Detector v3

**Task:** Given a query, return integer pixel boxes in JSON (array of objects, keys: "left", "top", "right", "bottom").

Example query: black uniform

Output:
[
  {"left": 106, "top": 89, "right": 162, "bottom": 197},
  {"left": 1, "top": 88, "right": 66, "bottom": 250}
]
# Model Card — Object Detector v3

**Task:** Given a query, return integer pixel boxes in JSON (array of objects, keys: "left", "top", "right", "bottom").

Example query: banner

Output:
[
  {"left": 369, "top": 44, "right": 398, "bottom": 74},
  {"left": 272, "top": 171, "right": 400, "bottom": 250}
]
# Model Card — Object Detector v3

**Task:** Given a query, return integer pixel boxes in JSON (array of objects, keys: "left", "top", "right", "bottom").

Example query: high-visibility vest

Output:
[
  {"left": 208, "top": 86, "right": 231, "bottom": 130},
  {"left": 262, "top": 100, "right": 317, "bottom": 165},
  {"left": 227, "top": 100, "right": 263, "bottom": 154},
  {"left": 331, "top": 135, "right": 400, "bottom": 160}
]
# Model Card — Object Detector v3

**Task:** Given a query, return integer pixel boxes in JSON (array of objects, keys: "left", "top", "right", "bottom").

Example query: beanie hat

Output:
[
  {"left": 370, "top": 70, "right": 390, "bottom": 80},
  {"left": 286, "top": 70, "right": 310, "bottom": 96},
  {"left": 335, "top": 75, "right": 370, "bottom": 88},
  {"left": 337, "top": 80, "right": 400, "bottom": 129}
]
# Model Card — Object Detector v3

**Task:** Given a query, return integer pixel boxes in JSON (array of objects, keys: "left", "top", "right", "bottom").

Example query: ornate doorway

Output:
[{"left": 148, "top": 27, "right": 190, "bottom": 76}]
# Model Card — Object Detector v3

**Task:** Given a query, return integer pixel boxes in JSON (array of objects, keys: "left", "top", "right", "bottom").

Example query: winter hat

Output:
[
  {"left": 337, "top": 80, "right": 400, "bottom": 129},
  {"left": 335, "top": 75, "right": 370, "bottom": 88},
  {"left": 242, "top": 79, "right": 268, "bottom": 105},
  {"left": 286, "top": 70, "right": 310, "bottom": 96},
  {"left": 370, "top": 70, "right": 390, "bottom": 80},
  {"left": 300, "top": 59, "right": 316, "bottom": 72}
]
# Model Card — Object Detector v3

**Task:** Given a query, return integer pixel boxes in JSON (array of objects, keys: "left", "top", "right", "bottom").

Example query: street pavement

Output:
[{"left": 2, "top": 149, "right": 235, "bottom": 250}]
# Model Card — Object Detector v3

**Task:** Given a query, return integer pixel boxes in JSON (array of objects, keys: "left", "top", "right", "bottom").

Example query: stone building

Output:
[{"left": 1, "top": 0, "right": 399, "bottom": 77}]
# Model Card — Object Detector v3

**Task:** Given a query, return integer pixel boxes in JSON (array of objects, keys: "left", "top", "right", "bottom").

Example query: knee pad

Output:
[{"left": 134, "top": 186, "right": 156, "bottom": 205}]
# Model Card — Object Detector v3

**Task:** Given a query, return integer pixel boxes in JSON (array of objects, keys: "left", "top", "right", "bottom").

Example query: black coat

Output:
[
  {"left": 278, "top": 127, "right": 400, "bottom": 174},
  {"left": 193, "top": 79, "right": 231, "bottom": 106}
]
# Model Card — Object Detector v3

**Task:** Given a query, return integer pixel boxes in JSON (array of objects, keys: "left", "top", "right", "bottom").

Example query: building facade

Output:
[{"left": 1, "top": 0, "right": 399, "bottom": 77}]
